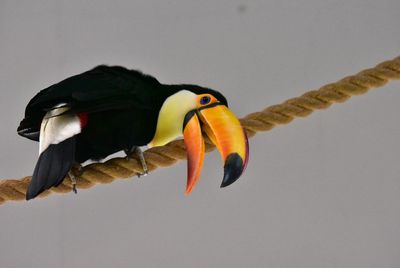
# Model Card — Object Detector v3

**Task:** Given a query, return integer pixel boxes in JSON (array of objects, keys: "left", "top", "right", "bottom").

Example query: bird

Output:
[{"left": 18, "top": 65, "right": 249, "bottom": 200}]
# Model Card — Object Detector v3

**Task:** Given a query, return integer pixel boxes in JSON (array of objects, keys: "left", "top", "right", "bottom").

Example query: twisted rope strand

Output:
[{"left": 0, "top": 56, "right": 399, "bottom": 205}]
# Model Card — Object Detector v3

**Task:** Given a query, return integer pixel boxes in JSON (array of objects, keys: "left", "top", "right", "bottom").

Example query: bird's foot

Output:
[
  {"left": 135, "top": 147, "right": 148, "bottom": 177},
  {"left": 125, "top": 147, "right": 148, "bottom": 177},
  {"left": 68, "top": 163, "right": 83, "bottom": 194},
  {"left": 68, "top": 171, "right": 78, "bottom": 194}
]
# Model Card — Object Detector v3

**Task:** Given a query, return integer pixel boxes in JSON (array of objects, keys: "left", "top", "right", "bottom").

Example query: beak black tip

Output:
[
  {"left": 220, "top": 179, "right": 234, "bottom": 188},
  {"left": 221, "top": 153, "right": 244, "bottom": 188}
]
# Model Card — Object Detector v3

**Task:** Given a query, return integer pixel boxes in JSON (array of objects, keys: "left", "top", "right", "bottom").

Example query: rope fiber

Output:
[{"left": 1, "top": 56, "right": 399, "bottom": 205}]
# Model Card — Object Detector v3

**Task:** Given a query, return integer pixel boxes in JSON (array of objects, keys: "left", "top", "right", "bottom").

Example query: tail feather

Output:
[
  {"left": 26, "top": 137, "right": 76, "bottom": 200},
  {"left": 17, "top": 115, "right": 41, "bottom": 141}
]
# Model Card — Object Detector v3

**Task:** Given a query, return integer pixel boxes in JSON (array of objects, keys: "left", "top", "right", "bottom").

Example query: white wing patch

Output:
[{"left": 39, "top": 106, "right": 81, "bottom": 155}]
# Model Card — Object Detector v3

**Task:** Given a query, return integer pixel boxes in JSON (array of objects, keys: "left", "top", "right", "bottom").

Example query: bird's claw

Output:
[
  {"left": 68, "top": 170, "right": 78, "bottom": 194},
  {"left": 137, "top": 170, "right": 148, "bottom": 178},
  {"left": 135, "top": 147, "right": 148, "bottom": 178},
  {"left": 72, "top": 184, "right": 77, "bottom": 194}
]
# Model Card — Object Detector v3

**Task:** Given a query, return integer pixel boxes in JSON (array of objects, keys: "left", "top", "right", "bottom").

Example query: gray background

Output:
[{"left": 1, "top": 0, "right": 399, "bottom": 267}]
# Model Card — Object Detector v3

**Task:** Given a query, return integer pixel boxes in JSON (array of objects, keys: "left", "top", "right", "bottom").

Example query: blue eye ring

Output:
[{"left": 200, "top": 96, "right": 211, "bottom": 105}]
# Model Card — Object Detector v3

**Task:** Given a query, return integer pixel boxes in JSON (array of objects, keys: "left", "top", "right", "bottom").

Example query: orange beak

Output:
[
  {"left": 183, "top": 103, "right": 249, "bottom": 194},
  {"left": 183, "top": 111, "right": 205, "bottom": 195}
]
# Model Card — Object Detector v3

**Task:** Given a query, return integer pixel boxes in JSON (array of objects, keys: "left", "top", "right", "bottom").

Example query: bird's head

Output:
[{"left": 149, "top": 85, "right": 249, "bottom": 194}]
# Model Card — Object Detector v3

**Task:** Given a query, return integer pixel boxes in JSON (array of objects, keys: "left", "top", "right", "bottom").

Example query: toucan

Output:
[{"left": 18, "top": 65, "right": 249, "bottom": 200}]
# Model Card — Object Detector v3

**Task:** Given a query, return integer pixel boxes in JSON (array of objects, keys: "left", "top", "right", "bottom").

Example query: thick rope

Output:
[{"left": 0, "top": 56, "right": 399, "bottom": 205}]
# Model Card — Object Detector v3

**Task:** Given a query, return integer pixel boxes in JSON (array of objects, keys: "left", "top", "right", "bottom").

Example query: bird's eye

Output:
[{"left": 200, "top": 96, "right": 211, "bottom": 105}]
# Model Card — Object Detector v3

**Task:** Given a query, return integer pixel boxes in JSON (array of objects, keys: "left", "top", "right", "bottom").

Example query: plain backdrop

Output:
[{"left": 0, "top": 1, "right": 399, "bottom": 267}]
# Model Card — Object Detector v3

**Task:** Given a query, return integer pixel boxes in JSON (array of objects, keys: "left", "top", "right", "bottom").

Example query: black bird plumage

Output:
[{"left": 18, "top": 65, "right": 227, "bottom": 199}]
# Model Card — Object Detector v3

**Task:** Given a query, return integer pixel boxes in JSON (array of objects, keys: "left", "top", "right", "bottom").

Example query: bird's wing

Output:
[{"left": 18, "top": 65, "right": 162, "bottom": 140}]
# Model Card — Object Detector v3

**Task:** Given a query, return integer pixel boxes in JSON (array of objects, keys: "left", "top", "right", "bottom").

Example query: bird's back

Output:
[{"left": 18, "top": 65, "right": 163, "bottom": 141}]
